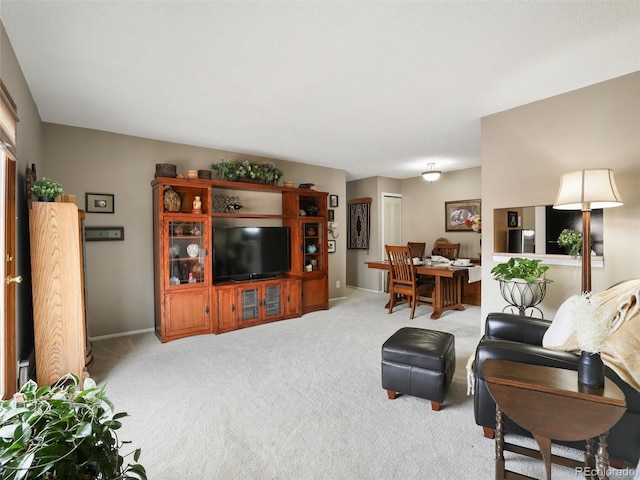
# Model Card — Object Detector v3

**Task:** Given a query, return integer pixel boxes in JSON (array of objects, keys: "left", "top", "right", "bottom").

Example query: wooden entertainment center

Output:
[{"left": 151, "top": 178, "right": 329, "bottom": 342}]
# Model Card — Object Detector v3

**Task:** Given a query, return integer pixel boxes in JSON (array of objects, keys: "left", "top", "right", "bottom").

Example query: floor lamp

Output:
[{"left": 553, "top": 168, "right": 623, "bottom": 293}]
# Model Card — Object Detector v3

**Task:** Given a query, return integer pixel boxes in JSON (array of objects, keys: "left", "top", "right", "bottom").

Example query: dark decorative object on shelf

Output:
[
  {"left": 155, "top": 163, "right": 177, "bottom": 178},
  {"left": 213, "top": 194, "right": 243, "bottom": 213},
  {"left": 198, "top": 169, "right": 212, "bottom": 179},
  {"left": 305, "top": 204, "right": 319, "bottom": 216}
]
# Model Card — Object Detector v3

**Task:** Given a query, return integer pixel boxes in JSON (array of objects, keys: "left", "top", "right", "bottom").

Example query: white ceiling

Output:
[{"left": 1, "top": 1, "right": 639, "bottom": 181}]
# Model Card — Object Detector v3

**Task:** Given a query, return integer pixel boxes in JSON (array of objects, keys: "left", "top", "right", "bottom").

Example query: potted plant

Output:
[
  {"left": 491, "top": 257, "right": 551, "bottom": 312},
  {"left": 557, "top": 228, "right": 583, "bottom": 256},
  {"left": 31, "top": 177, "right": 63, "bottom": 201},
  {"left": 210, "top": 159, "right": 283, "bottom": 185},
  {"left": 0, "top": 374, "right": 146, "bottom": 480}
]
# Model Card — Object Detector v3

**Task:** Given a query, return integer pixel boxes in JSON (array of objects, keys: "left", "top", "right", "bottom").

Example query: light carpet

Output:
[{"left": 90, "top": 287, "right": 637, "bottom": 479}]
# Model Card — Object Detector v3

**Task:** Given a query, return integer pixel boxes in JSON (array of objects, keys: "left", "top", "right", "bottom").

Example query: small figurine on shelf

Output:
[
  {"left": 192, "top": 196, "right": 202, "bottom": 214},
  {"left": 188, "top": 272, "right": 196, "bottom": 283}
]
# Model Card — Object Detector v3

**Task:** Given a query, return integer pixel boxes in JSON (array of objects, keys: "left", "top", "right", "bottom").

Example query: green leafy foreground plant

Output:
[{"left": 0, "top": 375, "right": 146, "bottom": 480}]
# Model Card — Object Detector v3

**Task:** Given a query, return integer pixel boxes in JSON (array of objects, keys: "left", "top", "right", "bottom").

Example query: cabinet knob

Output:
[{"left": 6, "top": 275, "right": 23, "bottom": 285}]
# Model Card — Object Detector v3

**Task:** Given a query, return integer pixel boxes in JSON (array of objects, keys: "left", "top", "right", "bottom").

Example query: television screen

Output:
[{"left": 213, "top": 226, "right": 291, "bottom": 282}]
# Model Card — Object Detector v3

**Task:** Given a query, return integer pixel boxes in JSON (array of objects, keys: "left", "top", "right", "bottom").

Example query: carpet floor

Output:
[{"left": 90, "top": 287, "right": 637, "bottom": 479}]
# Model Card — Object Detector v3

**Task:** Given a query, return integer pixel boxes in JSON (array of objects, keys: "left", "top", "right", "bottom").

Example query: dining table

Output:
[{"left": 365, "top": 260, "right": 471, "bottom": 319}]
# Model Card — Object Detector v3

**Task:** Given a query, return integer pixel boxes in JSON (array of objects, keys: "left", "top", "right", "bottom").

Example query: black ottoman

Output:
[{"left": 381, "top": 327, "right": 455, "bottom": 411}]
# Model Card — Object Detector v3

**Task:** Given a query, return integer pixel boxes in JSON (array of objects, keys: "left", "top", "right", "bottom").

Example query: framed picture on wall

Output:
[
  {"left": 444, "top": 199, "right": 481, "bottom": 231},
  {"left": 86, "top": 193, "right": 115, "bottom": 214},
  {"left": 508, "top": 211, "right": 518, "bottom": 227},
  {"left": 329, "top": 195, "right": 339, "bottom": 208},
  {"left": 328, "top": 240, "right": 336, "bottom": 253}
]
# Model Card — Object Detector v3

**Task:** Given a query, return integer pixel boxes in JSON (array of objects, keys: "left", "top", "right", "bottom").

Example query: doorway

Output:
[{"left": 1, "top": 148, "right": 17, "bottom": 399}]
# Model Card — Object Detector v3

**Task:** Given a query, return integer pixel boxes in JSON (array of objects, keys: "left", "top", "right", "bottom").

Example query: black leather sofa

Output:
[{"left": 473, "top": 312, "right": 640, "bottom": 466}]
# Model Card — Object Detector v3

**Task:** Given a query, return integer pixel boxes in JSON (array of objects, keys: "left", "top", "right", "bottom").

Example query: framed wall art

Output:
[
  {"left": 328, "top": 239, "right": 336, "bottom": 253},
  {"left": 329, "top": 195, "right": 339, "bottom": 208},
  {"left": 86, "top": 193, "right": 115, "bottom": 214},
  {"left": 444, "top": 199, "right": 481, "bottom": 232},
  {"left": 508, "top": 211, "right": 518, "bottom": 228}
]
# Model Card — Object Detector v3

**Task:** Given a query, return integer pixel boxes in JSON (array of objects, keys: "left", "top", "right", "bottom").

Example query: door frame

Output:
[{"left": 1, "top": 147, "right": 17, "bottom": 399}]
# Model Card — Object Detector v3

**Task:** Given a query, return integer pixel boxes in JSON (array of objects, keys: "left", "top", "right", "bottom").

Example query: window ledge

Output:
[{"left": 491, "top": 253, "right": 604, "bottom": 269}]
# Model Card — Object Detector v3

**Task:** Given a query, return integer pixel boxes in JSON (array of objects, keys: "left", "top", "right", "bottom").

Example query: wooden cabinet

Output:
[
  {"left": 215, "top": 278, "right": 299, "bottom": 333},
  {"left": 29, "top": 202, "right": 88, "bottom": 385},
  {"left": 152, "top": 179, "right": 211, "bottom": 342},
  {"left": 283, "top": 190, "right": 329, "bottom": 313},
  {"left": 152, "top": 178, "right": 328, "bottom": 341}
]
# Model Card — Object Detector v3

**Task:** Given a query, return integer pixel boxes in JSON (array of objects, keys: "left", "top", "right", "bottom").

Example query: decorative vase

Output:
[
  {"left": 163, "top": 186, "right": 181, "bottom": 212},
  {"left": 578, "top": 351, "right": 605, "bottom": 387},
  {"left": 306, "top": 244, "right": 317, "bottom": 254}
]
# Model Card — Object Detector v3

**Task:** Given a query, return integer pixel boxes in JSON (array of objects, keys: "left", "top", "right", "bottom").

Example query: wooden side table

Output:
[{"left": 483, "top": 359, "right": 626, "bottom": 480}]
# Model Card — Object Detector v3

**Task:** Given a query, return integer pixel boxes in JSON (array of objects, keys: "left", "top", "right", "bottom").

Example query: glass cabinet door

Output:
[
  {"left": 302, "top": 222, "right": 323, "bottom": 273},
  {"left": 168, "top": 221, "right": 206, "bottom": 286}
]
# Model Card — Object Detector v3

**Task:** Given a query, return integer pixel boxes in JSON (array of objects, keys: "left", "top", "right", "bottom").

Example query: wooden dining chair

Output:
[
  {"left": 432, "top": 242, "right": 460, "bottom": 260},
  {"left": 431, "top": 237, "right": 450, "bottom": 256},
  {"left": 385, "top": 245, "right": 434, "bottom": 319},
  {"left": 407, "top": 242, "right": 426, "bottom": 260}
]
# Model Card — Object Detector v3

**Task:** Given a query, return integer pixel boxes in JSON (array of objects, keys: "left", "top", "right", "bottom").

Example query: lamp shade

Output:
[
  {"left": 553, "top": 168, "right": 623, "bottom": 210},
  {"left": 422, "top": 170, "right": 441, "bottom": 181},
  {"left": 422, "top": 162, "right": 441, "bottom": 182}
]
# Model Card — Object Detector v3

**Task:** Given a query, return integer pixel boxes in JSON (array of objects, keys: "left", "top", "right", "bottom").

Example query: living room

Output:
[{"left": 1, "top": 2, "right": 640, "bottom": 478}]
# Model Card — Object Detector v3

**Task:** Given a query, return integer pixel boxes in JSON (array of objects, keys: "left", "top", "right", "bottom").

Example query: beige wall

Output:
[
  {"left": 346, "top": 176, "right": 405, "bottom": 291},
  {"left": 42, "top": 124, "right": 347, "bottom": 336},
  {"left": 401, "top": 167, "right": 482, "bottom": 259},
  {"left": 481, "top": 71, "right": 640, "bottom": 322},
  {"left": 1, "top": 23, "right": 44, "bottom": 359},
  {"left": 346, "top": 169, "right": 482, "bottom": 292}
]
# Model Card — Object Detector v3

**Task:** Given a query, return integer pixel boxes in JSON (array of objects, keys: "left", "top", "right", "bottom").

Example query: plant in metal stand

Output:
[{"left": 491, "top": 257, "right": 552, "bottom": 317}]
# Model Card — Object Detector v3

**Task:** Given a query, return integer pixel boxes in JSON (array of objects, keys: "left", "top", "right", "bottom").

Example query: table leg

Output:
[
  {"left": 585, "top": 438, "right": 596, "bottom": 474},
  {"left": 533, "top": 433, "right": 553, "bottom": 480},
  {"left": 595, "top": 432, "right": 611, "bottom": 480},
  {"left": 495, "top": 406, "right": 505, "bottom": 480},
  {"left": 431, "top": 277, "right": 443, "bottom": 319}
]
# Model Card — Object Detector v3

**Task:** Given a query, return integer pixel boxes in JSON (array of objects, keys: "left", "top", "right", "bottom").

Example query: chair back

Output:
[
  {"left": 407, "top": 242, "right": 426, "bottom": 260},
  {"left": 385, "top": 245, "right": 416, "bottom": 286},
  {"left": 433, "top": 243, "right": 460, "bottom": 260}
]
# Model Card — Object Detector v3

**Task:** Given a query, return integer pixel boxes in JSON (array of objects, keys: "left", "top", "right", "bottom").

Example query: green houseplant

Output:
[
  {"left": 557, "top": 228, "right": 583, "bottom": 256},
  {"left": 491, "top": 257, "right": 551, "bottom": 313},
  {"left": 210, "top": 159, "right": 283, "bottom": 185},
  {"left": 30, "top": 178, "right": 63, "bottom": 201},
  {"left": 0, "top": 375, "right": 146, "bottom": 480}
]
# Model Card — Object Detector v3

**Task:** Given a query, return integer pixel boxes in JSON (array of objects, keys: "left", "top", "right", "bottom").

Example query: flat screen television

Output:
[{"left": 213, "top": 226, "right": 291, "bottom": 283}]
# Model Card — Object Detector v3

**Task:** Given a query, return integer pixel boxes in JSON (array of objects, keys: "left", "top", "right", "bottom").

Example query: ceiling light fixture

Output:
[{"left": 422, "top": 163, "right": 441, "bottom": 182}]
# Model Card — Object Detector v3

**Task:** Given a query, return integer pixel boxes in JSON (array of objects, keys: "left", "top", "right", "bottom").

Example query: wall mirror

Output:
[{"left": 493, "top": 206, "right": 603, "bottom": 256}]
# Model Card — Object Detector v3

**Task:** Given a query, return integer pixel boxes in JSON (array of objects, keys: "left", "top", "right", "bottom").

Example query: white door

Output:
[{"left": 381, "top": 193, "right": 402, "bottom": 290}]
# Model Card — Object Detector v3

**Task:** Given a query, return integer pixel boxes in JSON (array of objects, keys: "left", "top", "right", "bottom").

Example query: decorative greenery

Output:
[
  {"left": 210, "top": 160, "right": 283, "bottom": 185},
  {"left": 490, "top": 257, "right": 549, "bottom": 282},
  {"left": 31, "top": 178, "right": 63, "bottom": 200},
  {"left": 572, "top": 292, "right": 614, "bottom": 353},
  {"left": 557, "top": 228, "right": 583, "bottom": 256},
  {"left": 464, "top": 214, "right": 481, "bottom": 233},
  {"left": 0, "top": 375, "right": 146, "bottom": 480}
]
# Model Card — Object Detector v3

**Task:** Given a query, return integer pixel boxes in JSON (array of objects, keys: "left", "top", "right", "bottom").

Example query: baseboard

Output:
[{"left": 91, "top": 327, "right": 155, "bottom": 341}]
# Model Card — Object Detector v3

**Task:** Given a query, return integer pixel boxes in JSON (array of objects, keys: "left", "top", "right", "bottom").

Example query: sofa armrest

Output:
[{"left": 484, "top": 312, "right": 551, "bottom": 345}]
